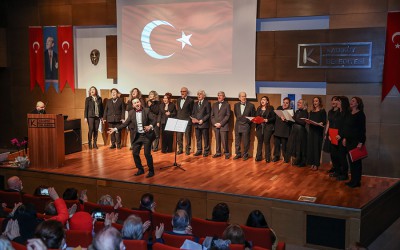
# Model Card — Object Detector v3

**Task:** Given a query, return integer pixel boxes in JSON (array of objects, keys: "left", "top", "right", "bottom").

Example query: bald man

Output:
[
  {"left": 30, "top": 101, "right": 46, "bottom": 114},
  {"left": 92, "top": 225, "right": 125, "bottom": 250},
  {"left": 6, "top": 176, "right": 23, "bottom": 192}
]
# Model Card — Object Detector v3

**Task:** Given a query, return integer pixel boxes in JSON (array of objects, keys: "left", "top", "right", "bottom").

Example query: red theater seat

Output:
[
  {"left": 123, "top": 239, "right": 147, "bottom": 250},
  {"left": 83, "top": 201, "right": 114, "bottom": 214},
  {"left": 153, "top": 243, "right": 180, "bottom": 250},
  {"left": 118, "top": 207, "right": 151, "bottom": 222},
  {"left": 0, "top": 190, "right": 22, "bottom": 208},
  {"left": 191, "top": 217, "right": 228, "bottom": 238},
  {"left": 65, "top": 229, "right": 93, "bottom": 248},
  {"left": 22, "top": 194, "right": 52, "bottom": 213},
  {"left": 152, "top": 212, "right": 173, "bottom": 232},
  {"left": 162, "top": 233, "right": 195, "bottom": 248}
]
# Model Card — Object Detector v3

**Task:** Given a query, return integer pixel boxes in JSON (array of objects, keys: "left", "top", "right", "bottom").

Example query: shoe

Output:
[
  {"left": 284, "top": 159, "right": 290, "bottom": 163},
  {"left": 129, "top": 146, "right": 133, "bottom": 150},
  {"left": 117, "top": 144, "right": 122, "bottom": 149},
  {"left": 266, "top": 158, "right": 271, "bottom": 163},
  {"left": 203, "top": 152, "right": 209, "bottom": 157},
  {"left": 336, "top": 175, "right": 349, "bottom": 181},
  {"left": 88, "top": 143, "right": 92, "bottom": 150},
  {"left": 271, "top": 157, "right": 279, "bottom": 162},
  {"left": 327, "top": 168, "right": 335, "bottom": 173},
  {"left": 177, "top": 150, "right": 183, "bottom": 155},
  {"left": 93, "top": 143, "right": 98, "bottom": 149},
  {"left": 194, "top": 151, "right": 202, "bottom": 156},
  {"left": 212, "top": 154, "right": 221, "bottom": 158},
  {"left": 225, "top": 154, "right": 231, "bottom": 159},
  {"left": 146, "top": 172, "right": 154, "bottom": 178},
  {"left": 243, "top": 154, "right": 249, "bottom": 161},
  {"left": 134, "top": 170, "right": 144, "bottom": 176},
  {"left": 298, "top": 163, "right": 306, "bottom": 167},
  {"left": 255, "top": 157, "right": 262, "bottom": 162},
  {"left": 161, "top": 150, "right": 167, "bottom": 154},
  {"left": 185, "top": 151, "right": 190, "bottom": 155},
  {"left": 346, "top": 182, "right": 361, "bottom": 188},
  {"left": 110, "top": 144, "right": 116, "bottom": 149},
  {"left": 152, "top": 148, "right": 159, "bottom": 152},
  {"left": 233, "top": 154, "right": 241, "bottom": 160}
]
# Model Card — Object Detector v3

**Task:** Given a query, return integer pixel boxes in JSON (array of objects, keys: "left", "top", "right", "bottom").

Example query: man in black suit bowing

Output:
[
  {"left": 108, "top": 98, "right": 156, "bottom": 178},
  {"left": 176, "top": 87, "right": 194, "bottom": 155},
  {"left": 211, "top": 91, "right": 231, "bottom": 159},
  {"left": 192, "top": 90, "right": 211, "bottom": 157},
  {"left": 233, "top": 92, "right": 255, "bottom": 160}
]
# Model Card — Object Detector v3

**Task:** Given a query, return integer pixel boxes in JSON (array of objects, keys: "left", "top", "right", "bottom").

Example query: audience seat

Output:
[
  {"left": 0, "top": 190, "right": 22, "bottom": 208},
  {"left": 93, "top": 221, "right": 123, "bottom": 234},
  {"left": 83, "top": 201, "right": 115, "bottom": 214},
  {"left": 64, "top": 199, "right": 81, "bottom": 210},
  {"left": 229, "top": 244, "right": 245, "bottom": 250},
  {"left": 36, "top": 213, "right": 53, "bottom": 220},
  {"left": 22, "top": 193, "right": 52, "bottom": 213},
  {"left": 0, "top": 217, "right": 6, "bottom": 233},
  {"left": 11, "top": 241, "right": 27, "bottom": 250},
  {"left": 253, "top": 246, "right": 271, "bottom": 250},
  {"left": 65, "top": 229, "right": 93, "bottom": 248},
  {"left": 152, "top": 212, "right": 173, "bottom": 232},
  {"left": 123, "top": 239, "right": 147, "bottom": 250},
  {"left": 191, "top": 217, "right": 228, "bottom": 238},
  {"left": 153, "top": 243, "right": 180, "bottom": 250},
  {"left": 162, "top": 233, "right": 195, "bottom": 248},
  {"left": 240, "top": 225, "right": 285, "bottom": 250},
  {"left": 118, "top": 207, "right": 151, "bottom": 222}
]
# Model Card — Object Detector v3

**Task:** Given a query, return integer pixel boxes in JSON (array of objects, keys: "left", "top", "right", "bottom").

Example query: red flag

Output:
[
  {"left": 382, "top": 12, "right": 400, "bottom": 101},
  {"left": 29, "top": 27, "right": 45, "bottom": 92},
  {"left": 57, "top": 26, "right": 75, "bottom": 92}
]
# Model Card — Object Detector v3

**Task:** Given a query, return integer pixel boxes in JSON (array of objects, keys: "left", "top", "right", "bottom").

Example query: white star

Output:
[
  {"left": 396, "top": 43, "right": 400, "bottom": 49},
  {"left": 176, "top": 31, "right": 192, "bottom": 49}
]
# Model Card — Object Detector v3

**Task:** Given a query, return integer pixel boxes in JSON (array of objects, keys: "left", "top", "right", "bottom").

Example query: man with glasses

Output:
[{"left": 176, "top": 87, "right": 194, "bottom": 155}]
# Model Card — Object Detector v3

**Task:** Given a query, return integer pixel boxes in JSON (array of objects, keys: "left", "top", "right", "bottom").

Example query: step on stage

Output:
[{"left": 2, "top": 146, "right": 400, "bottom": 249}]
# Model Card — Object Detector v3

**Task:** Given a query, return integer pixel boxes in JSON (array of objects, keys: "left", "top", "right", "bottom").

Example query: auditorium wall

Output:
[{"left": 0, "top": 0, "right": 399, "bottom": 177}]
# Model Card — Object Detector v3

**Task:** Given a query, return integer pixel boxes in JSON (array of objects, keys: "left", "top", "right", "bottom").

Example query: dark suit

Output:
[
  {"left": 30, "top": 109, "right": 46, "bottom": 114},
  {"left": 192, "top": 99, "right": 211, "bottom": 155},
  {"left": 255, "top": 106, "right": 275, "bottom": 161},
  {"left": 44, "top": 50, "right": 58, "bottom": 80},
  {"left": 147, "top": 100, "right": 160, "bottom": 151},
  {"left": 176, "top": 96, "right": 194, "bottom": 153},
  {"left": 158, "top": 102, "right": 177, "bottom": 153},
  {"left": 103, "top": 98, "right": 125, "bottom": 147},
  {"left": 273, "top": 106, "right": 292, "bottom": 161},
  {"left": 211, "top": 101, "right": 231, "bottom": 156},
  {"left": 116, "top": 108, "right": 156, "bottom": 173},
  {"left": 234, "top": 102, "right": 255, "bottom": 157},
  {"left": 84, "top": 96, "right": 104, "bottom": 144}
]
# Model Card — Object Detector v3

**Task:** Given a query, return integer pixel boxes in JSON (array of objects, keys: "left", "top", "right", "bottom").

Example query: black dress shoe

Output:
[
  {"left": 327, "top": 168, "right": 335, "bottom": 173},
  {"left": 194, "top": 151, "right": 202, "bottom": 156},
  {"left": 336, "top": 175, "right": 349, "bottom": 181},
  {"left": 225, "top": 154, "right": 231, "bottom": 159},
  {"left": 203, "top": 152, "right": 209, "bottom": 157},
  {"left": 93, "top": 143, "right": 98, "bottom": 149},
  {"left": 146, "top": 172, "right": 154, "bottom": 178},
  {"left": 117, "top": 144, "right": 122, "bottom": 149},
  {"left": 110, "top": 144, "right": 116, "bottom": 149},
  {"left": 347, "top": 182, "right": 361, "bottom": 188},
  {"left": 255, "top": 157, "right": 262, "bottom": 162},
  {"left": 266, "top": 158, "right": 271, "bottom": 163},
  {"left": 271, "top": 157, "right": 279, "bottom": 162},
  {"left": 329, "top": 173, "right": 339, "bottom": 177},
  {"left": 129, "top": 146, "right": 133, "bottom": 150},
  {"left": 212, "top": 154, "right": 221, "bottom": 158},
  {"left": 177, "top": 150, "right": 183, "bottom": 155},
  {"left": 233, "top": 154, "right": 241, "bottom": 160},
  {"left": 243, "top": 154, "right": 249, "bottom": 161},
  {"left": 298, "top": 163, "right": 306, "bottom": 167},
  {"left": 134, "top": 170, "right": 144, "bottom": 176},
  {"left": 185, "top": 151, "right": 190, "bottom": 155}
]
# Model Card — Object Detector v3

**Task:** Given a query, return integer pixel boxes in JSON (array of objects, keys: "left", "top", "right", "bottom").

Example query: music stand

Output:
[{"left": 160, "top": 118, "right": 188, "bottom": 171}]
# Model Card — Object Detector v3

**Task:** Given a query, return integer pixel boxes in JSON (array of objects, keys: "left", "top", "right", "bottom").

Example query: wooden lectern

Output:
[{"left": 27, "top": 114, "right": 65, "bottom": 168}]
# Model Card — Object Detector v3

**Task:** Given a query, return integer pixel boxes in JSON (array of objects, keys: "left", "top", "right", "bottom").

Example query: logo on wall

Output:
[{"left": 297, "top": 42, "right": 372, "bottom": 69}]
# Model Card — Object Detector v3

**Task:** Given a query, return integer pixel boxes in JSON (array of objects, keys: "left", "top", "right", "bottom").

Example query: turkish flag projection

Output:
[
  {"left": 29, "top": 27, "right": 45, "bottom": 92},
  {"left": 382, "top": 12, "right": 400, "bottom": 101},
  {"left": 57, "top": 26, "right": 75, "bottom": 92},
  {"left": 121, "top": 1, "right": 233, "bottom": 74}
]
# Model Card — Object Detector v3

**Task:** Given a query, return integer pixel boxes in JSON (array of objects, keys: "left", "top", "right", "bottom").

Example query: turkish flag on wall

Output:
[
  {"left": 57, "top": 26, "right": 75, "bottom": 92},
  {"left": 382, "top": 12, "right": 400, "bottom": 101},
  {"left": 29, "top": 27, "right": 45, "bottom": 92}
]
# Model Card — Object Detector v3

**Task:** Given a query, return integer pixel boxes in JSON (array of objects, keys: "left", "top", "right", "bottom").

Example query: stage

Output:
[{"left": 2, "top": 146, "right": 400, "bottom": 249}]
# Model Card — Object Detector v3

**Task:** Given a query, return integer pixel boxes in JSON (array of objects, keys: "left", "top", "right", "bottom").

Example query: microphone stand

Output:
[{"left": 160, "top": 131, "right": 185, "bottom": 171}]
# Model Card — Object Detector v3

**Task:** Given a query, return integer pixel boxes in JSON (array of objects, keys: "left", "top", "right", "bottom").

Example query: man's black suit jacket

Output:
[
  {"left": 211, "top": 101, "right": 231, "bottom": 132},
  {"left": 103, "top": 98, "right": 125, "bottom": 123},
  {"left": 176, "top": 97, "right": 194, "bottom": 124},
  {"left": 192, "top": 99, "right": 211, "bottom": 129},
  {"left": 44, "top": 50, "right": 58, "bottom": 80},
  {"left": 117, "top": 108, "right": 156, "bottom": 142},
  {"left": 234, "top": 101, "right": 255, "bottom": 133}
]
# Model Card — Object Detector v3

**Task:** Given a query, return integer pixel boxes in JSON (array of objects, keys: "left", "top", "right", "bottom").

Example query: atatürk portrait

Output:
[{"left": 90, "top": 49, "right": 100, "bottom": 65}]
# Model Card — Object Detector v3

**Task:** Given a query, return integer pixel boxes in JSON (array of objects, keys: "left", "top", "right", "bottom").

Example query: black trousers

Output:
[
  {"left": 256, "top": 129, "right": 274, "bottom": 160},
  {"left": 161, "top": 124, "right": 174, "bottom": 153},
  {"left": 177, "top": 123, "right": 192, "bottom": 153},
  {"left": 195, "top": 127, "right": 209, "bottom": 153},
  {"left": 349, "top": 157, "right": 362, "bottom": 184},
  {"left": 132, "top": 133, "right": 154, "bottom": 173},
  {"left": 214, "top": 129, "right": 229, "bottom": 155},
  {"left": 273, "top": 136, "right": 288, "bottom": 161},
  {"left": 152, "top": 125, "right": 160, "bottom": 150},
  {"left": 87, "top": 117, "right": 100, "bottom": 143},
  {"left": 108, "top": 122, "right": 122, "bottom": 145},
  {"left": 235, "top": 131, "right": 250, "bottom": 156}
]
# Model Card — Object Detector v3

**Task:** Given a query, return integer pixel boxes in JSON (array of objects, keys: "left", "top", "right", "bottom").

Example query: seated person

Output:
[
  {"left": 138, "top": 193, "right": 156, "bottom": 212},
  {"left": 31, "top": 101, "right": 46, "bottom": 114},
  {"left": 62, "top": 188, "right": 78, "bottom": 200},
  {"left": 68, "top": 211, "right": 93, "bottom": 233},
  {"left": 5, "top": 176, "right": 24, "bottom": 193},
  {"left": 121, "top": 214, "right": 151, "bottom": 240},
  {"left": 174, "top": 198, "right": 192, "bottom": 222},
  {"left": 246, "top": 210, "right": 277, "bottom": 248},
  {"left": 98, "top": 194, "right": 123, "bottom": 210},
  {"left": 223, "top": 224, "right": 251, "bottom": 250},
  {"left": 211, "top": 203, "right": 230, "bottom": 222},
  {"left": 34, "top": 220, "right": 65, "bottom": 249},
  {"left": 156, "top": 209, "right": 198, "bottom": 243},
  {"left": 91, "top": 226, "right": 125, "bottom": 250}
]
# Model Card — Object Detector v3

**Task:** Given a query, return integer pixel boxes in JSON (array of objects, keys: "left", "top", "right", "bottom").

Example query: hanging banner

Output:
[
  {"left": 29, "top": 27, "right": 45, "bottom": 92},
  {"left": 382, "top": 12, "right": 400, "bottom": 101},
  {"left": 43, "top": 26, "right": 59, "bottom": 92},
  {"left": 58, "top": 26, "right": 75, "bottom": 92}
]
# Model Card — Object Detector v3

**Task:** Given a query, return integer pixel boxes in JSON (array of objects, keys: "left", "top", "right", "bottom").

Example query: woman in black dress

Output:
[
  {"left": 158, "top": 92, "right": 177, "bottom": 153},
  {"left": 84, "top": 86, "right": 103, "bottom": 149},
  {"left": 287, "top": 99, "right": 308, "bottom": 167},
  {"left": 146, "top": 90, "right": 160, "bottom": 151},
  {"left": 255, "top": 96, "right": 275, "bottom": 163},
  {"left": 341, "top": 97, "right": 366, "bottom": 188},
  {"left": 325, "top": 96, "right": 339, "bottom": 174},
  {"left": 307, "top": 97, "right": 327, "bottom": 170}
]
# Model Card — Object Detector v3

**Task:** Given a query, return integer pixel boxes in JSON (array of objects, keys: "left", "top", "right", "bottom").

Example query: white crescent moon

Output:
[
  {"left": 32, "top": 42, "right": 40, "bottom": 50},
  {"left": 141, "top": 20, "right": 175, "bottom": 59},
  {"left": 392, "top": 32, "right": 400, "bottom": 43},
  {"left": 62, "top": 41, "right": 70, "bottom": 50}
]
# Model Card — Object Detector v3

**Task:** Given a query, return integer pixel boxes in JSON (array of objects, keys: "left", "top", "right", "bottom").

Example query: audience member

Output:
[
  {"left": 68, "top": 211, "right": 93, "bottom": 233},
  {"left": 5, "top": 176, "right": 23, "bottom": 193},
  {"left": 246, "top": 210, "right": 277, "bottom": 249},
  {"left": 98, "top": 194, "right": 123, "bottom": 210},
  {"left": 222, "top": 224, "right": 251, "bottom": 250},
  {"left": 34, "top": 220, "right": 65, "bottom": 249},
  {"left": 91, "top": 226, "right": 125, "bottom": 250},
  {"left": 174, "top": 198, "right": 192, "bottom": 222},
  {"left": 156, "top": 210, "right": 197, "bottom": 243},
  {"left": 62, "top": 188, "right": 78, "bottom": 200},
  {"left": 121, "top": 214, "right": 150, "bottom": 240},
  {"left": 138, "top": 193, "right": 156, "bottom": 212},
  {"left": 211, "top": 203, "right": 230, "bottom": 222}
]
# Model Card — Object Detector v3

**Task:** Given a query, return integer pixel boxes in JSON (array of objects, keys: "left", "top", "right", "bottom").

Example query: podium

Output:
[{"left": 27, "top": 114, "right": 65, "bottom": 168}]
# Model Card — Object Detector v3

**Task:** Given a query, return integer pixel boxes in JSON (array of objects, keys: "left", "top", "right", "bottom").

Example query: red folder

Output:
[
  {"left": 328, "top": 128, "right": 339, "bottom": 145},
  {"left": 251, "top": 116, "right": 265, "bottom": 124},
  {"left": 349, "top": 145, "right": 368, "bottom": 162}
]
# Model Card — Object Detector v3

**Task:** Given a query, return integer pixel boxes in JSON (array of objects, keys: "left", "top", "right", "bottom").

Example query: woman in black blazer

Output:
[
  {"left": 255, "top": 96, "right": 275, "bottom": 162},
  {"left": 84, "top": 86, "right": 104, "bottom": 149},
  {"left": 157, "top": 92, "right": 177, "bottom": 153},
  {"left": 146, "top": 90, "right": 160, "bottom": 151}
]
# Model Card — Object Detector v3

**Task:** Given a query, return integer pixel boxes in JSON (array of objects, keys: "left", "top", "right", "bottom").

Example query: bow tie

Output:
[
  {"left": 135, "top": 109, "right": 142, "bottom": 112},
  {"left": 241, "top": 103, "right": 246, "bottom": 106}
]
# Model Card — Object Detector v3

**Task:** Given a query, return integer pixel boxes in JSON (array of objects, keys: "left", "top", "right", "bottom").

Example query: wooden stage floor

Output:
[{"left": 23, "top": 146, "right": 400, "bottom": 209}]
